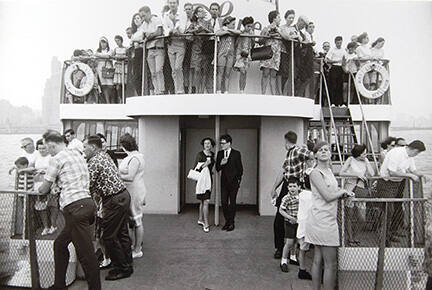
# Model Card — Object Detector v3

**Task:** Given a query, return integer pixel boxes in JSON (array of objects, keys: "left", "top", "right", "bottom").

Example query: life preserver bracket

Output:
[{"left": 64, "top": 62, "right": 95, "bottom": 97}]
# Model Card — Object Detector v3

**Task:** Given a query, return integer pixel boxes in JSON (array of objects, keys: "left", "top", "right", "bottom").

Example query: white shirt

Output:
[
  {"left": 371, "top": 47, "right": 384, "bottom": 59},
  {"left": 297, "top": 190, "right": 312, "bottom": 239},
  {"left": 23, "top": 151, "right": 40, "bottom": 167},
  {"left": 35, "top": 154, "right": 51, "bottom": 172},
  {"left": 380, "top": 147, "right": 416, "bottom": 182},
  {"left": 326, "top": 47, "right": 345, "bottom": 66},
  {"left": 137, "top": 15, "right": 164, "bottom": 48},
  {"left": 224, "top": 148, "right": 231, "bottom": 158},
  {"left": 163, "top": 9, "right": 188, "bottom": 36},
  {"left": 67, "top": 138, "right": 84, "bottom": 153},
  {"left": 356, "top": 44, "right": 371, "bottom": 60}
]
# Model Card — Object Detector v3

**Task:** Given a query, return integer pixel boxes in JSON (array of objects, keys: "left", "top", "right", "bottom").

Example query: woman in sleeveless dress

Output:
[
  {"left": 305, "top": 141, "right": 353, "bottom": 290},
  {"left": 339, "top": 144, "right": 374, "bottom": 245},
  {"left": 119, "top": 133, "right": 146, "bottom": 259}
]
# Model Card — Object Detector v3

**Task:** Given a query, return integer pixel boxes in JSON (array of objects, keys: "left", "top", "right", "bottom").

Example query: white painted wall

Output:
[
  {"left": 138, "top": 116, "right": 180, "bottom": 214},
  {"left": 259, "top": 117, "right": 305, "bottom": 216}
]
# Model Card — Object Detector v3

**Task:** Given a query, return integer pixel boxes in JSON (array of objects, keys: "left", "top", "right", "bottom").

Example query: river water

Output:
[{"left": 0, "top": 130, "right": 431, "bottom": 195}]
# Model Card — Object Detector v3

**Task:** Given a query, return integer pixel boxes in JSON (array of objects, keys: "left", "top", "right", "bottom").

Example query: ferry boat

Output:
[{"left": 1, "top": 0, "right": 427, "bottom": 289}]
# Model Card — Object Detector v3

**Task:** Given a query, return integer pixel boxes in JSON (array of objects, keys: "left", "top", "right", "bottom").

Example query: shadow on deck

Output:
[{"left": 71, "top": 205, "right": 313, "bottom": 290}]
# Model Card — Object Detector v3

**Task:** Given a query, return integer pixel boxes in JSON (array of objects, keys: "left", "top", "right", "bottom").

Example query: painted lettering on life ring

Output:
[
  {"left": 64, "top": 62, "right": 95, "bottom": 97},
  {"left": 355, "top": 61, "right": 390, "bottom": 99}
]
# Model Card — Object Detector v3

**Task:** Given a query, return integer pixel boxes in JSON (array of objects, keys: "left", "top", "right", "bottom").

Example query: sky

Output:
[{"left": 0, "top": 0, "right": 431, "bottom": 119}]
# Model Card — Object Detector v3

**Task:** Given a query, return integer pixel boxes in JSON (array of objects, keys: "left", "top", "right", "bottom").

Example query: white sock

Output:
[
  {"left": 281, "top": 258, "right": 288, "bottom": 265},
  {"left": 290, "top": 254, "right": 297, "bottom": 261}
]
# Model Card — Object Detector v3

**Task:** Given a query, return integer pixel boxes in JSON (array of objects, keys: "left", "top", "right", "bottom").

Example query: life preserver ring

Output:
[
  {"left": 355, "top": 61, "right": 390, "bottom": 99},
  {"left": 64, "top": 62, "right": 95, "bottom": 97}
]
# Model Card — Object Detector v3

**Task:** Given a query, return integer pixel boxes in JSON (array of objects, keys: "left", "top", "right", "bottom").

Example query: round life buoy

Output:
[
  {"left": 64, "top": 62, "right": 95, "bottom": 97},
  {"left": 354, "top": 61, "right": 390, "bottom": 99}
]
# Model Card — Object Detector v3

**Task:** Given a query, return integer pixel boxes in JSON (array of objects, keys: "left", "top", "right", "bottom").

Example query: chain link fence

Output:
[
  {"left": 0, "top": 173, "right": 77, "bottom": 289},
  {"left": 337, "top": 178, "right": 428, "bottom": 290}
]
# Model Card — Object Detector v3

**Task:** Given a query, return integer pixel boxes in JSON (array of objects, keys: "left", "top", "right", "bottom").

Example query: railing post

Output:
[
  {"left": 409, "top": 179, "right": 415, "bottom": 247},
  {"left": 215, "top": 116, "right": 220, "bottom": 226},
  {"left": 291, "top": 40, "right": 295, "bottom": 96},
  {"left": 375, "top": 201, "right": 387, "bottom": 290},
  {"left": 141, "top": 41, "right": 147, "bottom": 96},
  {"left": 122, "top": 60, "right": 125, "bottom": 103},
  {"left": 213, "top": 35, "right": 218, "bottom": 94},
  {"left": 340, "top": 178, "right": 345, "bottom": 247},
  {"left": 319, "top": 58, "right": 323, "bottom": 106},
  {"left": 27, "top": 194, "right": 40, "bottom": 289},
  {"left": 347, "top": 73, "right": 351, "bottom": 106}
]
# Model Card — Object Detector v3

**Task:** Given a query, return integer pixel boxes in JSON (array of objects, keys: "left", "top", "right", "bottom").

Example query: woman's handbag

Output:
[
  {"left": 352, "top": 179, "right": 371, "bottom": 198},
  {"left": 250, "top": 45, "right": 273, "bottom": 61},
  {"left": 102, "top": 60, "right": 115, "bottom": 79},
  {"left": 187, "top": 169, "right": 201, "bottom": 181}
]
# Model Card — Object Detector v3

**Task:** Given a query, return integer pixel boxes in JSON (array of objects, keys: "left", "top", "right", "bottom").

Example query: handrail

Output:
[
  {"left": 0, "top": 189, "right": 45, "bottom": 196},
  {"left": 320, "top": 69, "right": 343, "bottom": 163},
  {"left": 346, "top": 197, "right": 426, "bottom": 202},
  {"left": 349, "top": 71, "right": 380, "bottom": 172}
]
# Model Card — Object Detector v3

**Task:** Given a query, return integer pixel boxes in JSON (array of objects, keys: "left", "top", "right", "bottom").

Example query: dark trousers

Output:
[
  {"left": 221, "top": 183, "right": 239, "bottom": 226},
  {"left": 54, "top": 198, "right": 100, "bottom": 290},
  {"left": 133, "top": 47, "right": 143, "bottom": 95},
  {"left": 328, "top": 65, "right": 345, "bottom": 106},
  {"left": 375, "top": 179, "right": 406, "bottom": 237},
  {"left": 273, "top": 180, "right": 288, "bottom": 251},
  {"left": 102, "top": 189, "right": 133, "bottom": 273}
]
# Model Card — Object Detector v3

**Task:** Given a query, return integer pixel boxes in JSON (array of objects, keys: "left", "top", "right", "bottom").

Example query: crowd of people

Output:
[
  {"left": 10, "top": 130, "right": 146, "bottom": 289},
  {"left": 8, "top": 127, "right": 428, "bottom": 289},
  {"left": 65, "top": 1, "right": 387, "bottom": 106}
]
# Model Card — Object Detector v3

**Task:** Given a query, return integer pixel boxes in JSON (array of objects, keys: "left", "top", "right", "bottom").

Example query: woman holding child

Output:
[{"left": 305, "top": 141, "right": 353, "bottom": 290}]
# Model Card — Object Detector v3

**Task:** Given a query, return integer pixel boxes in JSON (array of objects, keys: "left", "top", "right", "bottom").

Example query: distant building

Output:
[{"left": 41, "top": 57, "right": 62, "bottom": 130}]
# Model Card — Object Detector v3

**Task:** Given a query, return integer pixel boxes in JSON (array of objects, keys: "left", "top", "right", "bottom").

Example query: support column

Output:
[{"left": 214, "top": 115, "right": 221, "bottom": 226}]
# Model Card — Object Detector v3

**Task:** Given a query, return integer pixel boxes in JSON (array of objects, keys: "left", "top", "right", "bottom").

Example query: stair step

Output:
[{"left": 322, "top": 107, "right": 351, "bottom": 119}]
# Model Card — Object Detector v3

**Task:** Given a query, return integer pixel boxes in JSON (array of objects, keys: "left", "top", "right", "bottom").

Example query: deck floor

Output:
[{"left": 70, "top": 206, "right": 313, "bottom": 290}]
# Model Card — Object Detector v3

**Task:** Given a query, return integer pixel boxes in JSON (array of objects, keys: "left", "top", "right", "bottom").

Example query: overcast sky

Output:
[{"left": 0, "top": 0, "right": 431, "bottom": 118}]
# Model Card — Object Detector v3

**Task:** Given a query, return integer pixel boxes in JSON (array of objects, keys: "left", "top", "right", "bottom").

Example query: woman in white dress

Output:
[{"left": 119, "top": 133, "right": 146, "bottom": 259}]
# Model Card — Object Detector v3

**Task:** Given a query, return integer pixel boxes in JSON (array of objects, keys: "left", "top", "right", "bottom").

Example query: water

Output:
[{"left": 0, "top": 131, "right": 431, "bottom": 194}]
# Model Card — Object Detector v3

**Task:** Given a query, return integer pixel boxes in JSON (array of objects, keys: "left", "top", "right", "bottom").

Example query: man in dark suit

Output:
[{"left": 216, "top": 134, "right": 243, "bottom": 231}]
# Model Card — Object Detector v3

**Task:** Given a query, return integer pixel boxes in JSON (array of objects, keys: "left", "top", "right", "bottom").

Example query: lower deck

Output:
[{"left": 71, "top": 206, "right": 313, "bottom": 290}]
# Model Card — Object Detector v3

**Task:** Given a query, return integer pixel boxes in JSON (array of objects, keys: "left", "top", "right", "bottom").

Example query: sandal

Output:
[
  {"left": 197, "top": 220, "right": 205, "bottom": 227},
  {"left": 203, "top": 226, "right": 209, "bottom": 233}
]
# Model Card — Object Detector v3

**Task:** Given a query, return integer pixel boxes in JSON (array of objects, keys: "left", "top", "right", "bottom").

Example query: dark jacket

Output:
[{"left": 216, "top": 148, "right": 243, "bottom": 189}]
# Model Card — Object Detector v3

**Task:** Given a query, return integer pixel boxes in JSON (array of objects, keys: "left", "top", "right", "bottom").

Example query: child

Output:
[
  {"left": 233, "top": 16, "right": 255, "bottom": 93},
  {"left": 216, "top": 16, "right": 241, "bottom": 94},
  {"left": 343, "top": 42, "right": 359, "bottom": 104},
  {"left": 13, "top": 157, "right": 34, "bottom": 237},
  {"left": 279, "top": 177, "right": 312, "bottom": 280}
]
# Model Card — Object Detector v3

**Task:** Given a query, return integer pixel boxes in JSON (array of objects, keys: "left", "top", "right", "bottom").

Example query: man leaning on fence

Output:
[
  {"left": 37, "top": 130, "right": 101, "bottom": 290},
  {"left": 84, "top": 135, "right": 134, "bottom": 281},
  {"left": 377, "top": 140, "right": 426, "bottom": 245}
]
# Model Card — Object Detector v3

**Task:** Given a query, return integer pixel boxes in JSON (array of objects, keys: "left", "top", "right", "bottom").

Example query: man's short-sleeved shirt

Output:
[
  {"left": 380, "top": 147, "right": 416, "bottom": 182},
  {"left": 280, "top": 192, "right": 299, "bottom": 222},
  {"left": 67, "top": 138, "right": 84, "bottom": 154},
  {"left": 282, "top": 145, "right": 312, "bottom": 182},
  {"left": 139, "top": 15, "right": 164, "bottom": 48},
  {"left": 45, "top": 149, "right": 91, "bottom": 209},
  {"left": 326, "top": 47, "right": 345, "bottom": 66},
  {"left": 163, "top": 10, "right": 188, "bottom": 36},
  {"left": 87, "top": 151, "right": 126, "bottom": 199}
]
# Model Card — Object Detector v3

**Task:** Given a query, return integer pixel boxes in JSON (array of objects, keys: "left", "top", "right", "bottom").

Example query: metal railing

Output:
[
  {"left": 60, "top": 34, "right": 324, "bottom": 103},
  {"left": 0, "top": 177, "right": 73, "bottom": 289},
  {"left": 337, "top": 176, "right": 428, "bottom": 290}
]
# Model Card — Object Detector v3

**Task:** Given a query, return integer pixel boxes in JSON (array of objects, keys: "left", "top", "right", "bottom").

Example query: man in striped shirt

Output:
[{"left": 38, "top": 131, "right": 100, "bottom": 290}]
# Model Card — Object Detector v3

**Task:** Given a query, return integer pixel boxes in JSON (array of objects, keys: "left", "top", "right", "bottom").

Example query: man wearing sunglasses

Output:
[{"left": 216, "top": 134, "right": 243, "bottom": 232}]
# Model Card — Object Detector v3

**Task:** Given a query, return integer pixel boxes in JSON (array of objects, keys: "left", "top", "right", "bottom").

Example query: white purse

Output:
[{"left": 187, "top": 169, "right": 201, "bottom": 181}]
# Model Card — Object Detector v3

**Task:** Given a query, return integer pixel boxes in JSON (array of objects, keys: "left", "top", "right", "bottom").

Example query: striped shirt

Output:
[
  {"left": 280, "top": 192, "right": 299, "bottom": 222},
  {"left": 16, "top": 172, "right": 34, "bottom": 191},
  {"left": 45, "top": 149, "right": 91, "bottom": 209}
]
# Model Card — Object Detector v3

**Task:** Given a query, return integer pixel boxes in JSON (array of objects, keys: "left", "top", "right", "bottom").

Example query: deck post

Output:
[
  {"left": 215, "top": 116, "right": 221, "bottom": 226},
  {"left": 375, "top": 202, "right": 387, "bottom": 290}
]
